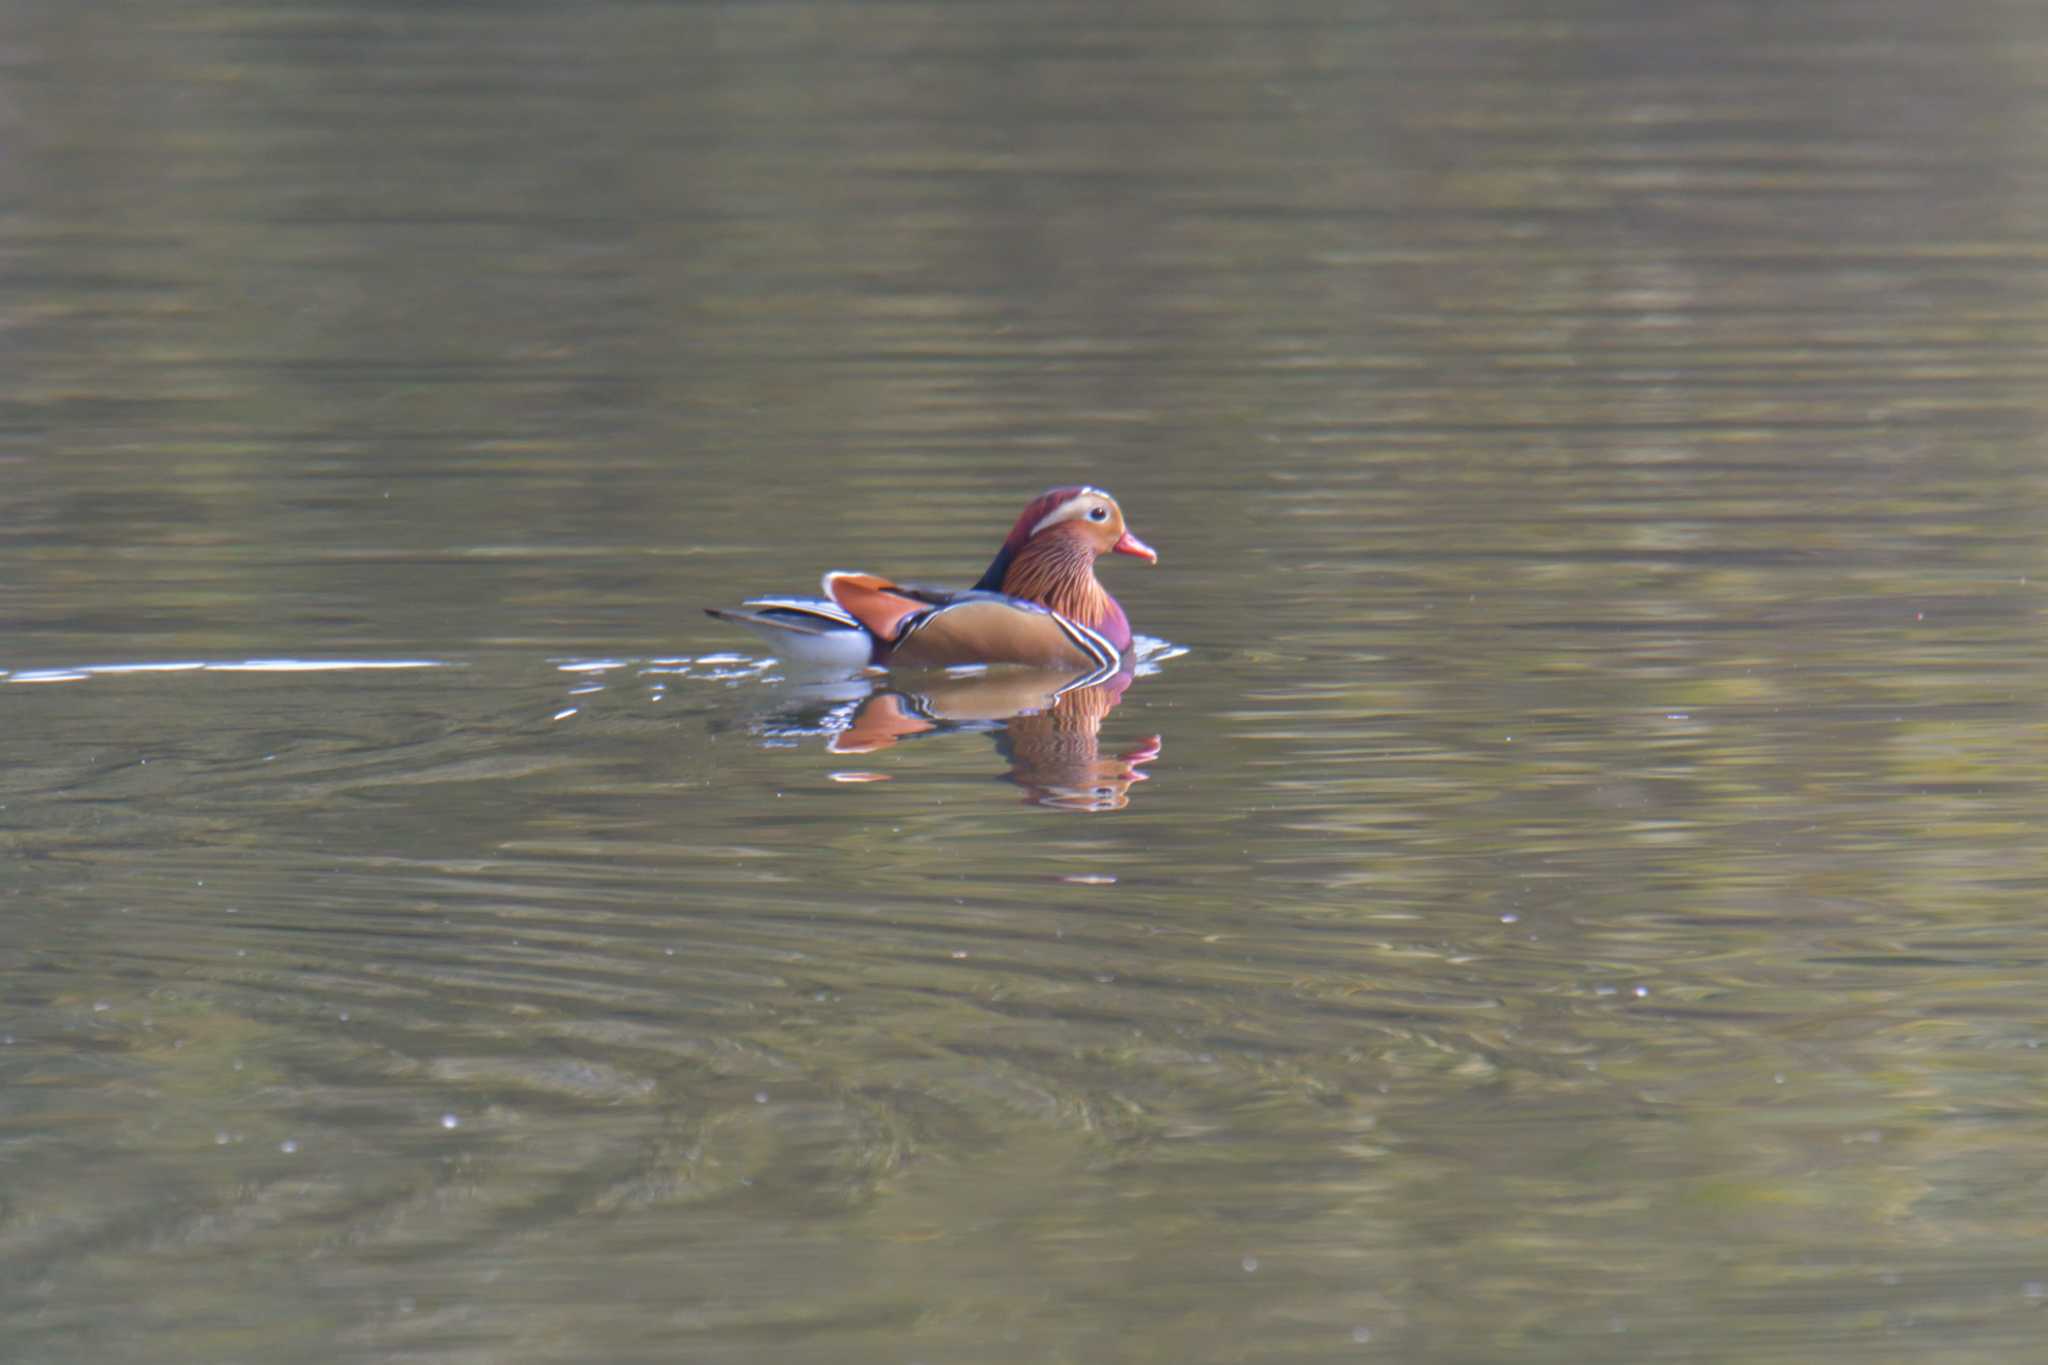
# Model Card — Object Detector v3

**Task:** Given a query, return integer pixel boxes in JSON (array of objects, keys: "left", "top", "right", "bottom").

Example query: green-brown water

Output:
[{"left": 8, "top": 2, "right": 2048, "bottom": 1361}]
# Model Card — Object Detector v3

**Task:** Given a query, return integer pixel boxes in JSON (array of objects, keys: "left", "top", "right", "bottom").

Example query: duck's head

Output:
[{"left": 1000, "top": 486, "right": 1158, "bottom": 564}]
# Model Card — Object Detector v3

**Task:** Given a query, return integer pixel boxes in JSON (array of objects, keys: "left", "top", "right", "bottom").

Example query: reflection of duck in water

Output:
[
  {"left": 705, "top": 486, "right": 1156, "bottom": 673},
  {"left": 829, "top": 666, "right": 1160, "bottom": 813},
  {"left": 992, "top": 672, "right": 1160, "bottom": 813}
]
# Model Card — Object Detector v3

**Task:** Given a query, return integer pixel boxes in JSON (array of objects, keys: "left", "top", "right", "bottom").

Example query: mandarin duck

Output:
[{"left": 706, "top": 486, "right": 1157, "bottom": 672}]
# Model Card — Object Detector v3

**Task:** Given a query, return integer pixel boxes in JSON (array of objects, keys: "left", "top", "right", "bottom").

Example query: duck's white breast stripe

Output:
[{"left": 1051, "top": 613, "right": 1120, "bottom": 669}]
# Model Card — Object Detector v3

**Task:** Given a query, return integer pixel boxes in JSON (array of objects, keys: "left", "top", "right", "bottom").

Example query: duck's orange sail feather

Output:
[{"left": 822, "top": 573, "right": 938, "bottom": 645}]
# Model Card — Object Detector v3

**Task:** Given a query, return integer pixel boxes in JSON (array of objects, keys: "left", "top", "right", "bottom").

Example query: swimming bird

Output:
[{"left": 705, "top": 485, "right": 1157, "bottom": 672}]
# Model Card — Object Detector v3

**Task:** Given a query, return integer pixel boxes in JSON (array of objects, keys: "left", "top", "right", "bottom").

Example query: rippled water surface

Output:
[{"left": 9, "top": 2, "right": 2048, "bottom": 1361}]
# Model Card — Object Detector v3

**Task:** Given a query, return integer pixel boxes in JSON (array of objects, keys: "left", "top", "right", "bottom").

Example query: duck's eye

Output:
[{"left": 1087, "top": 506, "right": 1109, "bottom": 521}]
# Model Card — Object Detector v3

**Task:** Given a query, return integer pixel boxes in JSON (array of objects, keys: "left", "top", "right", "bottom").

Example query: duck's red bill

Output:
[{"left": 1112, "top": 529, "right": 1158, "bottom": 563}]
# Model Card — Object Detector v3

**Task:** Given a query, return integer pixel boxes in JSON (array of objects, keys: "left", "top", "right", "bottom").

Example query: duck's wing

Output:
[{"left": 824, "top": 573, "right": 1118, "bottom": 671}]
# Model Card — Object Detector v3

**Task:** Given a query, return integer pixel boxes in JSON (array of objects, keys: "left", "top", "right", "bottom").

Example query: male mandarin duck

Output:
[{"left": 706, "top": 485, "right": 1157, "bottom": 672}]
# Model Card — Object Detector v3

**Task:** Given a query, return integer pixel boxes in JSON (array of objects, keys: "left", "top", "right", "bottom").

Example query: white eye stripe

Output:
[
  {"left": 1028, "top": 505, "right": 1079, "bottom": 536},
  {"left": 1029, "top": 487, "right": 1113, "bottom": 537}
]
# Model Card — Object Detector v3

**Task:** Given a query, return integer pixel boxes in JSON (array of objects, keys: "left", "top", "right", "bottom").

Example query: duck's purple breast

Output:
[{"left": 1093, "top": 594, "right": 1134, "bottom": 653}]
